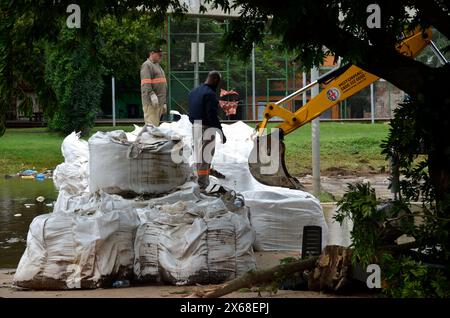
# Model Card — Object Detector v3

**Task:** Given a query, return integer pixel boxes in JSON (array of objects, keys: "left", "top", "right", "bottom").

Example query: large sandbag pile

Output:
[
  {"left": 14, "top": 128, "right": 255, "bottom": 289},
  {"left": 133, "top": 188, "right": 256, "bottom": 285},
  {"left": 15, "top": 114, "right": 328, "bottom": 290},
  {"left": 201, "top": 120, "right": 328, "bottom": 252},
  {"left": 16, "top": 135, "right": 149, "bottom": 290},
  {"left": 161, "top": 116, "right": 328, "bottom": 251}
]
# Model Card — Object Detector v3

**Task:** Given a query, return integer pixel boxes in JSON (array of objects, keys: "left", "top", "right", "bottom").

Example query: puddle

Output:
[{"left": 0, "top": 177, "right": 57, "bottom": 268}]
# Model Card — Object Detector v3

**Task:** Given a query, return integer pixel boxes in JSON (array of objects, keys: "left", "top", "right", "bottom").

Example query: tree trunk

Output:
[{"left": 308, "top": 245, "right": 353, "bottom": 292}]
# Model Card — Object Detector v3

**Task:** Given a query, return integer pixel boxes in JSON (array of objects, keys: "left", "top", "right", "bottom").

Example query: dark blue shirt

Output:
[{"left": 188, "top": 83, "right": 222, "bottom": 130}]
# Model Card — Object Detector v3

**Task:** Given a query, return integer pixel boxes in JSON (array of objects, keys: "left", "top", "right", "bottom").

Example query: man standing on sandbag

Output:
[
  {"left": 188, "top": 71, "right": 227, "bottom": 191},
  {"left": 140, "top": 48, "right": 167, "bottom": 126}
]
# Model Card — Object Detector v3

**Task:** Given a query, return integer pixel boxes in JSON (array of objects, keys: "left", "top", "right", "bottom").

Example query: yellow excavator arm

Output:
[{"left": 249, "top": 28, "right": 433, "bottom": 189}]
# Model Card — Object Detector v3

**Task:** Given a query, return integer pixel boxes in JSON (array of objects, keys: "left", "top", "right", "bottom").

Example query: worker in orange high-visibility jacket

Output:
[{"left": 140, "top": 48, "right": 167, "bottom": 126}]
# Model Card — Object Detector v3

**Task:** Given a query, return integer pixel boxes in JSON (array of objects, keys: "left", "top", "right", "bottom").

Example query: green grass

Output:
[
  {"left": 0, "top": 123, "right": 390, "bottom": 176},
  {"left": 278, "top": 122, "right": 390, "bottom": 176},
  {"left": 0, "top": 126, "right": 134, "bottom": 175}
]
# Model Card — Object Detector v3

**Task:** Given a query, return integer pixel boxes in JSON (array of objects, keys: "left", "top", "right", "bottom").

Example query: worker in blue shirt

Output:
[{"left": 188, "top": 71, "right": 227, "bottom": 190}]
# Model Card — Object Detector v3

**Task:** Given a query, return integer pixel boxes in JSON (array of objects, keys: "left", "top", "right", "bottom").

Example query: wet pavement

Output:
[{"left": 300, "top": 174, "right": 394, "bottom": 199}]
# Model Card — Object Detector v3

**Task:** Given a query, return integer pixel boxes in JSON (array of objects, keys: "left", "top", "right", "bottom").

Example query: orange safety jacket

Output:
[{"left": 140, "top": 58, "right": 167, "bottom": 106}]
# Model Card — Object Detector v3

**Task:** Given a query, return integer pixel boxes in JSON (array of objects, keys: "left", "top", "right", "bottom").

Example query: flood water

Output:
[
  {"left": 0, "top": 177, "right": 57, "bottom": 268},
  {"left": 0, "top": 177, "right": 352, "bottom": 269}
]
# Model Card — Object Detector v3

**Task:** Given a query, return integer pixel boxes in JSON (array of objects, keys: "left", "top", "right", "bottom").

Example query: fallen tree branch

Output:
[
  {"left": 195, "top": 242, "right": 420, "bottom": 298},
  {"left": 197, "top": 256, "right": 319, "bottom": 298}
]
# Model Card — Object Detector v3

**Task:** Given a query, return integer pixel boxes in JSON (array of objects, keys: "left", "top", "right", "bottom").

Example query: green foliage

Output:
[
  {"left": 213, "top": 0, "right": 429, "bottom": 69},
  {"left": 336, "top": 181, "right": 450, "bottom": 297},
  {"left": 279, "top": 257, "right": 299, "bottom": 265},
  {"left": 336, "top": 97, "right": 450, "bottom": 297},
  {"left": 0, "top": 4, "right": 13, "bottom": 137},
  {"left": 381, "top": 254, "right": 450, "bottom": 298},
  {"left": 97, "top": 14, "right": 163, "bottom": 85},
  {"left": 1, "top": 1, "right": 182, "bottom": 136},
  {"left": 318, "top": 191, "right": 336, "bottom": 202},
  {"left": 45, "top": 28, "right": 104, "bottom": 135},
  {"left": 335, "top": 182, "right": 383, "bottom": 266},
  {"left": 381, "top": 99, "right": 450, "bottom": 263}
]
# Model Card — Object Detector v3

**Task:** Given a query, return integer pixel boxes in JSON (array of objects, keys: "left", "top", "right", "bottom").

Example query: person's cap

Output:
[{"left": 150, "top": 48, "right": 163, "bottom": 53}]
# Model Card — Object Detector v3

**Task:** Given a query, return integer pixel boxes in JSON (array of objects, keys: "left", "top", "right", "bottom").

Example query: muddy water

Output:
[{"left": 0, "top": 178, "right": 57, "bottom": 268}]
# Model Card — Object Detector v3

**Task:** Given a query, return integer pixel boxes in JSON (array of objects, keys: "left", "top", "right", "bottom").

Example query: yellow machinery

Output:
[{"left": 249, "top": 28, "right": 444, "bottom": 189}]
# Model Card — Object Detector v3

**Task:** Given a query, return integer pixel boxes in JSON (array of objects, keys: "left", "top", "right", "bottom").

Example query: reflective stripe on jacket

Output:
[{"left": 140, "top": 59, "right": 167, "bottom": 106}]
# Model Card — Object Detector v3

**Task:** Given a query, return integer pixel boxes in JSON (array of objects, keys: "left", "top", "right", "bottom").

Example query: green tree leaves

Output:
[{"left": 44, "top": 28, "right": 104, "bottom": 135}]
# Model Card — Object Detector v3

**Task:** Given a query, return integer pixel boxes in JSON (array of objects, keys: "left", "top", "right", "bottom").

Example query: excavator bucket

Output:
[{"left": 248, "top": 129, "right": 304, "bottom": 190}]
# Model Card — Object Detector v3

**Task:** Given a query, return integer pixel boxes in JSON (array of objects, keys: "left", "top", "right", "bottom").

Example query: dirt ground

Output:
[
  {"left": 299, "top": 173, "right": 393, "bottom": 199},
  {"left": 0, "top": 252, "right": 371, "bottom": 298}
]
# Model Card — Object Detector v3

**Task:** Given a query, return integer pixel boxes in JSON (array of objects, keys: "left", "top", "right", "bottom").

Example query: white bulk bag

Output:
[
  {"left": 243, "top": 189, "right": 328, "bottom": 251},
  {"left": 134, "top": 195, "right": 256, "bottom": 285},
  {"left": 89, "top": 126, "right": 190, "bottom": 196},
  {"left": 14, "top": 207, "right": 139, "bottom": 290}
]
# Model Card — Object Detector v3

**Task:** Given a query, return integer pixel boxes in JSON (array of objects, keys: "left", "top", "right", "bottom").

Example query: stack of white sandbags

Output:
[
  {"left": 13, "top": 132, "right": 145, "bottom": 289},
  {"left": 14, "top": 129, "right": 256, "bottom": 289},
  {"left": 15, "top": 113, "right": 328, "bottom": 290},
  {"left": 14, "top": 202, "right": 139, "bottom": 290},
  {"left": 162, "top": 116, "right": 329, "bottom": 252},
  {"left": 14, "top": 132, "right": 163, "bottom": 289}
]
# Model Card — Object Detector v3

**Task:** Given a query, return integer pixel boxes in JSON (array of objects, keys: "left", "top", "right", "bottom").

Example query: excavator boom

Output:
[{"left": 249, "top": 28, "right": 433, "bottom": 189}]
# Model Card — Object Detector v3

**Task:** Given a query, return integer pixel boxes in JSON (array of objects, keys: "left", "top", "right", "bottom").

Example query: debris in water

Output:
[
  {"left": 6, "top": 238, "right": 23, "bottom": 244},
  {"left": 24, "top": 203, "right": 35, "bottom": 208},
  {"left": 14, "top": 214, "right": 22, "bottom": 217},
  {"left": 35, "top": 174, "right": 46, "bottom": 181},
  {"left": 20, "top": 169, "right": 37, "bottom": 176},
  {"left": 36, "top": 196, "right": 45, "bottom": 203}
]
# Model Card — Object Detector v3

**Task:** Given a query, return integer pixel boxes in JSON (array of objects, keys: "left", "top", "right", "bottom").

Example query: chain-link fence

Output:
[{"left": 166, "top": 16, "right": 410, "bottom": 123}]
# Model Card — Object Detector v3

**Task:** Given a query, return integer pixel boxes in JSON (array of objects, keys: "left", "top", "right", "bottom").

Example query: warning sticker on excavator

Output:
[
  {"left": 326, "top": 87, "right": 341, "bottom": 101},
  {"left": 338, "top": 70, "right": 367, "bottom": 93}
]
